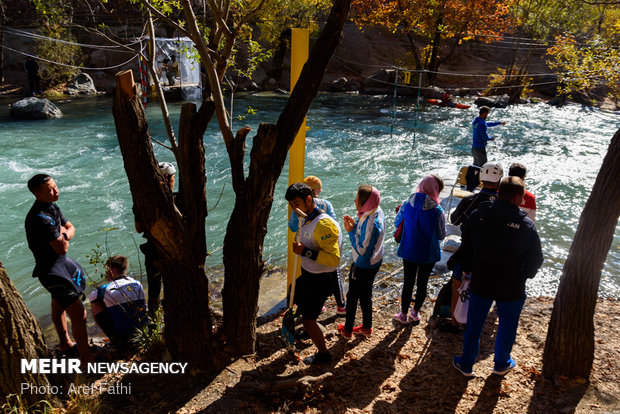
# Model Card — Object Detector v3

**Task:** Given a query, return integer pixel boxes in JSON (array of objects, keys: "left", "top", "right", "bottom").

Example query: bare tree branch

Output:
[
  {"left": 207, "top": 0, "right": 232, "bottom": 37},
  {"left": 181, "top": 0, "right": 235, "bottom": 151},
  {"left": 234, "top": 0, "right": 268, "bottom": 35},
  {"left": 145, "top": 9, "right": 179, "bottom": 153},
  {"left": 140, "top": 0, "right": 192, "bottom": 38}
]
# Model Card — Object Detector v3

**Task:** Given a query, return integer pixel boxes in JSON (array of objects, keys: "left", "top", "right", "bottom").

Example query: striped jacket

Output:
[{"left": 348, "top": 206, "right": 385, "bottom": 269}]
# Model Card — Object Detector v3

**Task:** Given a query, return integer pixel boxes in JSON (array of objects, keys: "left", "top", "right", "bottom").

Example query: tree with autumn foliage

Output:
[{"left": 351, "top": 0, "right": 512, "bottom": 83}]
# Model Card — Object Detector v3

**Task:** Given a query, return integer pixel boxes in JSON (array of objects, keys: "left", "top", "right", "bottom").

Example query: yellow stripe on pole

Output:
[{"left": 287, "top": 28, "right": 309, "bottom": 290}]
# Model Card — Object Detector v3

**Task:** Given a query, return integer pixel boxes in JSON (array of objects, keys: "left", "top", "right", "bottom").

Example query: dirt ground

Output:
[{"left": 78, "top": 296, "right": 619, "bottom": 414}]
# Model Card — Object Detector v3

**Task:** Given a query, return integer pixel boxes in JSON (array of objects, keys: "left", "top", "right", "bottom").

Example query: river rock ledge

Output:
[{"left": 10, "top": 97, "right": 63, "bottom": 120}]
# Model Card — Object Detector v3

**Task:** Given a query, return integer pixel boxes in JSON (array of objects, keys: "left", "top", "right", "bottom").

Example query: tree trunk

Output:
[
  {"left": 426, "top": 15, "right": 444, "bottom": 85},
  {"left": 269, "top": 28, "right": 291, "bottom": 80},
  {"left": 543, "top": 128, "right": 620, "bottom": 378},
  {"left": 112, "top": 73, "right": 214, "bottom": 368},
  {"left": 0, "top": 262, "right": 58, "bottom": 406},
  {"left": 221, "top": 0, "right": 353, "bottom": 355}
]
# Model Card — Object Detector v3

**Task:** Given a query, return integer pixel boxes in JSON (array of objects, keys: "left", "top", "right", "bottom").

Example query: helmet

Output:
[
  {"left": 480, "top": 162, "right": 503, "bottom": 183},
  {"left": 158, "top": 162, "right": 176, "bottom": 176}
]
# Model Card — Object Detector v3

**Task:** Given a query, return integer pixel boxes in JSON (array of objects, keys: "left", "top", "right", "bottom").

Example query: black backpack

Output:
[{"left": 433, "top": 278, "right": 453, "bottom": 318}]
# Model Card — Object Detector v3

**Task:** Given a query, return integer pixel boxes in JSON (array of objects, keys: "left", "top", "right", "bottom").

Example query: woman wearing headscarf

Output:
[
  {"left": 338, "top": 185, "right": 385, "bottom": 338},
  {"left": 393, "top": 175, "right": 446, "bottom": 324}
]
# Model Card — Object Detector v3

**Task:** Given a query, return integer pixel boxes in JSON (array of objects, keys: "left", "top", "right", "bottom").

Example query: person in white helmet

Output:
[
  {"left": 134, "top": 161, "right": 176, "bottom": 317},
  {"left": 443, "top": 162, "right": 503, "bottom": 332}
]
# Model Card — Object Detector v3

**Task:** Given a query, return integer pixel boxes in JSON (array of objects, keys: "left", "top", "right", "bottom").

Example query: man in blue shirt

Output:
[
  {"left": 472, "top": 106, "right": 505, "bottom": 167},
  {"left": 25, "top": 174, "right": 93, "bottom": 365}
]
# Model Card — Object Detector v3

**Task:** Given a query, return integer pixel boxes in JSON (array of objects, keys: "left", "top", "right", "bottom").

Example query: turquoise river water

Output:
[{"left": 1, "top": 93, "right": 618, "bottom": 321}]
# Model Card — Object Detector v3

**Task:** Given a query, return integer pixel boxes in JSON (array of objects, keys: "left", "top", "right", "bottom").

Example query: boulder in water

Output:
[
  {"left": 10, "top": 97, "right": 63, "bottom": 120},
  {"left": 424, "top": 86, "right": 445, "bottom": 99},
  {"left": 474, "top": 94, "right": 509, "bottom": 108},
  {"left": 65, "top": 73, "right": 97, "bottom": 95},
  {"left": 441, "top": 235, "right": 461, "bottom": 253}
]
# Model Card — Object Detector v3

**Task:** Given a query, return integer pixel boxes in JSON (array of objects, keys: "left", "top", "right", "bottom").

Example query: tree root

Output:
[{"left": 242, "top": 372, "right": 333, "bottom": 393}]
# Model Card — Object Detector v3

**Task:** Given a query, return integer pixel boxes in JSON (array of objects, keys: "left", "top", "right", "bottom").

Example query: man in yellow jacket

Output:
[{"left": 286, "top": 182, "right": 342, "bottom": 365}]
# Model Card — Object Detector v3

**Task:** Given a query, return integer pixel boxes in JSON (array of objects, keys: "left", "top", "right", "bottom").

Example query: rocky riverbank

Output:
[{"left": 66, "top": 295, "right": 620, "bottom": 413}]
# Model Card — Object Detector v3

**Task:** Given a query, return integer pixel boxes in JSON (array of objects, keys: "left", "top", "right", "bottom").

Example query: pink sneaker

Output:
[
  {"left": 336, "top": 306, "right": 347, "bottom": 315},
  {"left": 352, "top": 325, "right": 372, "bottom": 337},
  {"left": 408, "top": 308, "right": 421, "bottom": 322},
  {"left": 337, "top": 323, "right": 352, "bottom": 339},
  {"left": 393, "top": 312, "right": 408, "bottom": 325}
]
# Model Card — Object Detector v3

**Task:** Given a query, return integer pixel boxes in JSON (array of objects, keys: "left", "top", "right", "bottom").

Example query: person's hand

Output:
[
  {"left": 292, "top": 242, "right": 305, "bottom": 255},
  {"left": 501, "top": 121, "right": 506, "bottom": 125},
  {"left": 490, "top": 138, "right": 495, "bottom": 141},
  {"left": 343, "top": 215, "right": 355, "bottom": 232}
]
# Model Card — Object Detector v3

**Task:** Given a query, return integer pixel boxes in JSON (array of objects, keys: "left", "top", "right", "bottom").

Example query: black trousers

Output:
[
  {"left": 401, "top": 260, "right": 435, "bottom": 314},
  {"left": 344, "top": 263, "right": 380, "bottom": 331},
  {"left": 28, "top": 74, "right": 40, "bottom": 94}
]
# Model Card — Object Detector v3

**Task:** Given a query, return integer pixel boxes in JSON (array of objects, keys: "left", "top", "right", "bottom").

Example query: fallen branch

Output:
[{"left": 242, "top": 372, "right": 333, "bottom": 393}]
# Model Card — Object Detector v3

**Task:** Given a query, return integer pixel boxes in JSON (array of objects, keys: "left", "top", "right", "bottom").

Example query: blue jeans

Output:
[{"left": 460, "top": 293, "right": 525, "bottom": 371}]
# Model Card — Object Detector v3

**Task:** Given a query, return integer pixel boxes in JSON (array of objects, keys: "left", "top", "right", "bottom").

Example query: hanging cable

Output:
[
  {"left": 0, "top": 44, "right": 142, "bottom": 70},
  {"left": 5, "top": 27, "right": 146, "bottom": 52}
]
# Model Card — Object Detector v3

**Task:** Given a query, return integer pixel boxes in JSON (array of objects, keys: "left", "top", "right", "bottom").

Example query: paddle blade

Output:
[{"left": 281, "top": 308, "right": 296, "bottom": 346}]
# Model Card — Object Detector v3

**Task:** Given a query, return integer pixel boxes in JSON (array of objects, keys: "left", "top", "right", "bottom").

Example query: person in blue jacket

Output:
[
  {"left": 472, "top": 106, "right": 506, "bottom": 167},
  {"left": 393, "top": 175, "right": 446, "bottom": 324},
  {"left": 338, "top": 185, "right": 385, "bottom": 338},
  {"left": 453, "top": 176, "right": 543, "bottom": 377},
  {"left": 289, "top": 175, "right": 345, "bottom": 315}
]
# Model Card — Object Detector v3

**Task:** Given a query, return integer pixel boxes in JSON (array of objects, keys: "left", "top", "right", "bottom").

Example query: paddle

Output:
[{"left": 281, "top": 208, "right": 307, "bottom": 347}]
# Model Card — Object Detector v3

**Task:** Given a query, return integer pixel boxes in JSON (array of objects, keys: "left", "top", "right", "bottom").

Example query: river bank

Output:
[{"left": 61, "top": 295, "right": 620, "bottom": 413}]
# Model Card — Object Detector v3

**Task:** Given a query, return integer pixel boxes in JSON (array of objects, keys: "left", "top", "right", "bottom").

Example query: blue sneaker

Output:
[
  {"left": 492, "top": 358, "right": 516, "bottom": 375},
  {"left": 452, "top": 356, "right": 475, "bottom": 377}
]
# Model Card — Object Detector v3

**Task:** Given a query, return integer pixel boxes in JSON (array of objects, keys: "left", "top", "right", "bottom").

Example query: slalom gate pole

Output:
[
  {"left": 390, "top": 68, "right": 398, "bottom": 140},
  {"left": 413, "top": 70, "right": 423, "bottom": 149},
  {"left": 286, "top": 28, "right": 309, "bottom": 291}
]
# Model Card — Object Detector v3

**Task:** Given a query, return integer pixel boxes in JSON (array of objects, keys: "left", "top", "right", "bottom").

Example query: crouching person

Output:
[{"left": 89, "top": 255, "right": 147, "bottom": 348}]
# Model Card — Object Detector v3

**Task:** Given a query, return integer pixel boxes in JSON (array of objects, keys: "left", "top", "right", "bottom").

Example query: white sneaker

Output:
[{"left": 408, "top": 309, "right": 421, "bottom": 322}]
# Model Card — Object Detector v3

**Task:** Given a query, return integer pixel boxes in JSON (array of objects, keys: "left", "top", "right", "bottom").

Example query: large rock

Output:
[
  {"left": 442, "top": 235, "right": 461, "bottom": 253},
  {"left": 363, "top": 69, "right": 395, "bottom": 88},
  {"left": 329, "top": 77, "right": 348, "bottom": 92},
  {"left": 424, "top": 86, "right": 445, "bottom": 99},
  {"left": 89, "top": 71, "right": 115, "bottom": 93},
  {"left": 64, "top": 73, "right": 97, "bottom": 95},
  {"left": 264, "top": 78, "right": 278, "bottom": 90},
  {"left": 10, "top": 97, "right": 63, "bottom": 120},
  {"left": 474, "top": 94, "right": 509, "bottom": 108},
  {"left": 453, "top": 88, "right": 473, "bottom": 97}
]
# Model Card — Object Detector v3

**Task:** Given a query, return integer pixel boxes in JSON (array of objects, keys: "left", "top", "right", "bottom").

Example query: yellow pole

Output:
[{"left": 287, "top": 28, "right": 309, "bottom": 290}]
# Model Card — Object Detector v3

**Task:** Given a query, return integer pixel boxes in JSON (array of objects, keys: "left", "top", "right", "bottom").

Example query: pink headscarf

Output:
[
  {"left": 416, "top": 176, "right": 441, "bottom": 205},
  {"left": 358, "top": 186, "right": 381, "bottom": 218}
]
